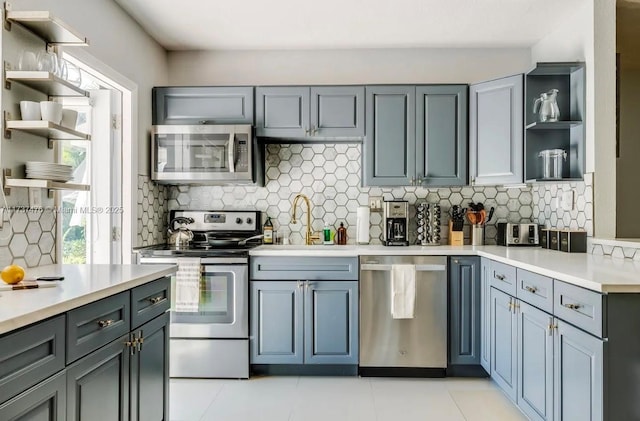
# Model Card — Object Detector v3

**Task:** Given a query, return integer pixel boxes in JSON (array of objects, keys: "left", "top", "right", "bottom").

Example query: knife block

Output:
[{"left": 448, "top": 220, "right": 464, "bottom": 246}]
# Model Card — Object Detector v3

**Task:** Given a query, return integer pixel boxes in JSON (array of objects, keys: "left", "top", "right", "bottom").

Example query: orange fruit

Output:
[{"left": 1, "top": 264, "right": 25, "bottom": 284}]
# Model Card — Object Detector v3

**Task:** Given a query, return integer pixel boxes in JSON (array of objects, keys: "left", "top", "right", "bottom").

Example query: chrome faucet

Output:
[{"left": 291, "top": 194, "right": 320, "bottom": 245}]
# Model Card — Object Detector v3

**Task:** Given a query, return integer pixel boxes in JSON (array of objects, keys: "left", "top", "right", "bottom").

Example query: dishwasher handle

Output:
[{"left": 360, "top": 263, "right": 447, "bottom": 272}]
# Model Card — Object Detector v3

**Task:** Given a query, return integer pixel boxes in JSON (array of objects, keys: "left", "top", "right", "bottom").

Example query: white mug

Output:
[
  {"left": 40, "top": 101, "right": 63, "bottom": 124},
  {"left": 61, "top": 109, "right": 78, "bottom": 129},
  {"left": 18, "top": 51, "right": 37, "bottom": 71},
  {"left": 20, "top": 101, "right": 41, "bottom": 120}
]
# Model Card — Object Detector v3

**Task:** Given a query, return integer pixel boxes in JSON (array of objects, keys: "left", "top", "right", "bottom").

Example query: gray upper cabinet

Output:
[
  {"left": 363, "top": 85, "right": 416, "bottom": 186},
  {"left": 416, "top": 85, "right": 468, "bottom": 186},
  {"left": 469, "top": 75, "right": 524, "bottom": 186},
  {"left": 449, "top": 256, "right": 481, "bottom": 366},
  {"left": 490, "top": 287, "right": 518, "bottom": 402},
  {"left": 153, "top": 87, "right": 254, "bottom": 125},
  {"left": 256, "top": 86, "right": 364, "bottom": 140},
  {"left": 310, "top": 87, "right": 365, "bottom": 138},
  {"left": 480, "top": 258, "right": 492, "bottom": 373}
]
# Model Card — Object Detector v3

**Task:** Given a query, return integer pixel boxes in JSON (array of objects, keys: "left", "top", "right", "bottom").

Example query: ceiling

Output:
[{"left": 115, "top": 0, "right": 587, "bottom": 51}]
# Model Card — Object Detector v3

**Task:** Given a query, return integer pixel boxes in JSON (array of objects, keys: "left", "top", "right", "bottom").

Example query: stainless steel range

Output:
[{"left": 138, "top": 210, "right": 262, "bottom": 379}]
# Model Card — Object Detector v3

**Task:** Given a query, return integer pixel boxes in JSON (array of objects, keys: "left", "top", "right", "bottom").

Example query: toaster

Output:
[{"left": 496, "top": 223, "right": 540, "bottom": 246}]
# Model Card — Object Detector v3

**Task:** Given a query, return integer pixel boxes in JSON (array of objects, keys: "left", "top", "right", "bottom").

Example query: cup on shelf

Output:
[
  {"left": 20, "top": 101, "right": 41, "bottom": 120},
  {"left": 36, "top": 51, "right": 58, "bottom": 74},
  {"left": 40, "top": 101, "right": 63, "bottom": 124},
  {"left": 61, "top": 109, "right": 78, "bottom": 129},
  {"left": 65, "top": 61, "right": 82, "bottom": 87},
  {"left": 17, "top": 50, "right": 37, "bottom": 71}
]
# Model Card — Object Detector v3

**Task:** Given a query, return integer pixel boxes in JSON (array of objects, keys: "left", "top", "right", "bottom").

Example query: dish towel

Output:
[
  {"left": 391, "top": 264, "right": 416, "bottom": 319},
  {"left": 175, "top": 258, "right": 201, "bottom": 313}
]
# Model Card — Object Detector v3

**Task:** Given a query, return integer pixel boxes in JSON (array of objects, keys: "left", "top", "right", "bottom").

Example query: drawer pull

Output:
[
  {"left": 495, "top": 274, "right": 506, "bottom": 281},
  {"left": 149, "top": 296, "right": 164, "bottom": 304},
  {"left": 525, "top": 286, "right": 538, "bottom": 293},
  {"left": 98, "top": 319, "right": 114, "bottom": 328},
  {"left": 563, "top": 303, "right": 581, "bottom": 311}
]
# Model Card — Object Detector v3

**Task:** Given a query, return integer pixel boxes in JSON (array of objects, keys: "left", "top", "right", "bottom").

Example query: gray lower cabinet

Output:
[
  {"left": 480, "top": 258, "right": 491, "bottom": 373},
  {"left": 554, "top": 319, "right": 603, "bottom": 421},
  {"left": 490, "top": 287, "right": 518, "bottom": 402},
  {"left": 304, "top": 281, "right": 358, "bottom": 365},
  {"left": 250, "top": 280, "right": 358, "bottom": 365},
  {"left": 130, "top": 312, "right": 170, "bottom": 421},
  {"left": 250, "top": 281, "right": 304, "bottom": 364},
  {"left": 416, "top": 85, "right": 467, "bottom": 186},
  {"left": 469, "top": 74, "right": 524, "bottom": 185},
  {"left": 517, "top": 301, "right": 553, "bottom": 421},
  {"left": 449, "top": 256, "right": 481, "bottom": 365},
  {"left": 152, "top": 86, "right": 254, "bottom": 125},
  {"left": 66, "top": 335, "right": 130, "bottom": 421},
  {"left": 0, "top": 371, "right": 66, "bottom": 421}
]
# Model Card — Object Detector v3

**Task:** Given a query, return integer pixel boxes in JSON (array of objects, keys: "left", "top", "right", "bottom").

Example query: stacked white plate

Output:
[{"left": 25, "top": 161, "right": 74, "bottom": 182}]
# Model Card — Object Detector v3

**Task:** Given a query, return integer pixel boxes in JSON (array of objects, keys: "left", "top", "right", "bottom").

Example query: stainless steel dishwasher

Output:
[{"left": 359, "top": 255, "right": 448, "bottom": 376}]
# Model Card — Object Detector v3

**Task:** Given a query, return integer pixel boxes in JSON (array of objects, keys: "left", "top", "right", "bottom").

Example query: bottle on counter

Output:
[
  {"left": 336, "top": 222, "right": 348, "bottom": 245},
  {"left": 323, "top": 221, "right": 332, "bottom": 245},
  {"left": 263, "top": 217, "right": 273, "bottom": 244}
]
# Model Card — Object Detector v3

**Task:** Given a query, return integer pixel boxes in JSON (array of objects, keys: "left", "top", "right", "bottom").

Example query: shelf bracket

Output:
[
  {"left": 2, "top": 168, "right": 11, "bottom": 196},
  {"left": 3, "top": 61, "right": 11, "bottom": 90},
  {"left": 3, "top": 111, "right": 11, "bottom": 139},
  {"left": 3, "top": 2, "right": 12, "bottom": 32},
  {"left": 46, "top": 188, "right": 54, "bottom": 199}
]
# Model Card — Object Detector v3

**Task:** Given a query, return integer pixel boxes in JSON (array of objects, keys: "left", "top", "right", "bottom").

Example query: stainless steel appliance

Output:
[
  {"left": 151, "top": 124, "right": 263, "bottom": 184},
  {"left": 496, "top": 222, "right": 540, "bottom": 246},
  {"left": 383, "top": 200, "right": 409, "bottom": 246},
  {"left": 138, "top": 210, "right": 262, "bottom": 378},
  {"left": 359, "top": 255, "right": 448, "bottom": 376}
]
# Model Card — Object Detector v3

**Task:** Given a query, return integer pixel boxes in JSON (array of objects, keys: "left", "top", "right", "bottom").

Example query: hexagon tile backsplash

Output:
[
  {"left": 167, "top": 144, "right": 535, "bottom": 245},
  {"left": 0, "top": 208, "right": 56, "bottom": 268},
  {"left": 137, "top": 175, "right": 168, "bottom": 247}
]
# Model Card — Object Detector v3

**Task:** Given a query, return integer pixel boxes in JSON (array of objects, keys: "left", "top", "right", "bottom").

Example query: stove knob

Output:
[
  {"left": 246, "top": 217, "right": 253, "bottom": 225},
  {"left": 235, "top": 218, "right": 243, "bottom": 224}
]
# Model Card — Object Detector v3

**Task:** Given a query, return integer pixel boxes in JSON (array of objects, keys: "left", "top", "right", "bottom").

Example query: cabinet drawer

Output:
[
  {"left": 489, "top": 260, "right": 517, "bottom": 296},
  {"left": 554, "top": 280, "right": 606, "bottom": 338},
  {"left": 0, "top": 315, "right": 65, "bottom": 405},
  {"left": 516, "top": 269, "right": 553, "bottom": 313},
  {"left": 251, "top": 257, "right": 358, "bottom": 280},
  {"left": 131, "top": 277, "right": 170, "bottom": 329},
  {"left": 67, "top": 292, "right": 130, "bottom": 363}
]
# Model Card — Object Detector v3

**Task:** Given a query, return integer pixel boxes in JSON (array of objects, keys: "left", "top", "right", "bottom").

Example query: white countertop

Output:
[
  {"left": 0, "top": 264, "right": 176, "bottom": 335},
  {"left": 251, "top": 245, "right": 640, "bottom": 293}
]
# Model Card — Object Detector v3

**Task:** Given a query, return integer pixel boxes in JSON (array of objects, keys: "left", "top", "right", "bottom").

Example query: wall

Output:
[
  {"left": 167, "top": 144, "right": 533, "bottom": 246},
  {"left": 167, "top": 48, "right": 532, "bottom": 86}
]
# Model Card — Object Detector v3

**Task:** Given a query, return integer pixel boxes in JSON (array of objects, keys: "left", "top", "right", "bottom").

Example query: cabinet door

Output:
[
  {"left": 152, "top": 87, "right": 254, "bottom": 125},
  {"left": 310, "top": 86, "right": 364, "bottom": 137},
  {"left": 66, "top": 335, "right": 130, "bottom": 421},
  {"left": 250, "top": 281, "right": 304, "bottom": 364},
  {"left": 130, "top": 313, "right": 169, "bottom": 421},
  {"left": 255, "top": 87, "right": 309, "bottom": 138},
  {"left": 449, "top": 256, "right": 481, "bottom": 365},
  {"left": 469, "top": 75, "right": 524, "bottom": 185},
  {"left": 480, "top": 258, "right": 491, "bottom": 373},
  {"left": 304, "top": 281, "right": 359, "bottom": 365},
  {"left": 415, "top": 85, "right": 468, "bottom": 186},
  {"left": 554, "top": 319, "right": 604, "bottom": 421},
  {"left": 490, "top": 287, "right": 517, "bottom": 402},
  {"left": 363, "top": 85, "right": 415, "bottom": 186},
  {"left": 0, "top": 371, "right": 66, "bottom": 421},
  {"left": 517, "top": 302, "right": 553, "bottom": 421}
]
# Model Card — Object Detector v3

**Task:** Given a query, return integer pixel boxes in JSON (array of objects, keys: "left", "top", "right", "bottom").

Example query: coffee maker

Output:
[{"left": 383, "top": 200, "right": 409, "bottom": 246}]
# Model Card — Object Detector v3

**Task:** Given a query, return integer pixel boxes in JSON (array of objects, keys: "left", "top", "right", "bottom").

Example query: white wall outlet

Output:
[
  {"left": 0, "top": 208, "right": 4, "bottom": 229},
  {"left": 28, "top": 188, "right": 42, "bottom": 208},
  {"left": 559, "top": 190, "right": 574, "bottom": 211},
  {"left": 368, "top": 196, "right": 383, "bottom": 212}
]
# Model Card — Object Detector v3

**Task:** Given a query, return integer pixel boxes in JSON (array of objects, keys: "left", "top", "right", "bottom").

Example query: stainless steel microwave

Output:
[{"left": 151, "top": 124, "right": 261, "bottom": 184}]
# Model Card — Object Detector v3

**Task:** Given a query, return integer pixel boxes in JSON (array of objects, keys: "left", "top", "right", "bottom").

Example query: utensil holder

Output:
[
  {"left": 448, "top": 220, "right": 464, "bottom": 246},
  {"left": 471, "top": 225, "right": 484, "bottom": 246}
]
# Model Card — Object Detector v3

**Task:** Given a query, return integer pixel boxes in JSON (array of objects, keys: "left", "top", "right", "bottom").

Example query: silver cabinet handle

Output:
[
  {"left": 525, "top": 286, "right": 538, "bottom": 294},
  {"left": 495, "top": 273, "right": 506, "bottom": 281},
  {"left": 312, "top": 126, "right": 319, "bottom": 135},
  {"left": 297, "top": 280, "right": 303, "bottom": 290},
  {"left": 563, "top": 303, "right": 581, "bottom": 311},
  {"left": 304, "top": 127, "right": 311, "bottom": 135},
  {"left": 98, "top": 319, "right": 114, "bottom": 328},
  {"left": 136, "top": 331, "right": 144, "bottom": 352},
  {"left": 360, "top": 264, "right": 447, "bottom": 272},
  {"left": 149, "top": 296, "right": 163, "bottom": 304},
  {"left": 305, "top": 280, "right": 312, "bottom": 289}
]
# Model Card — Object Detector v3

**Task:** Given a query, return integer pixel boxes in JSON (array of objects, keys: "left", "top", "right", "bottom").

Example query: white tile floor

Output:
[{"left": 170, "top": 376, "right": 528, "bottom": 421}]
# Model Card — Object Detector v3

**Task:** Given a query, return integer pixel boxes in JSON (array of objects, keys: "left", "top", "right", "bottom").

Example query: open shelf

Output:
[
  {"left": 5, "top": 10, "right": 88, "bottom": 46},
  {"left": 5, "top": 120, "right": 91, "bottom": 141},
  {"left": 6, "top": 71, "right": 87, "bottom": 96},
  {"left": 4, "top": 178, "right": 89, "bottom": 191},
  {"left": 526, "top": 121, "right": 583, "bottom": 130}
]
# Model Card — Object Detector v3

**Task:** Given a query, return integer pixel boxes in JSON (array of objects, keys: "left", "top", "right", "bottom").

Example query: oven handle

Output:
[
  {"left": 138, "top": 257, "right": 247, "bottom": 265},
  {"left": 360, "top": 264, "right": 447, "bottom": 272}
]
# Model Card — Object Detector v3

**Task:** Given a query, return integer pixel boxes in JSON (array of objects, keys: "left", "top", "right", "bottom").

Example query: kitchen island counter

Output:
[
  {"left": 251, "top": 245, "right": 640, "bottom": 293},
  {"left": 0, "top": 264, "right": 176, "bottom": 335}
]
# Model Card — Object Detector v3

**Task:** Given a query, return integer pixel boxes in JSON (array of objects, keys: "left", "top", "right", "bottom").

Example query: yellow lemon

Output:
[{"left": 1, "top": 264, "right": 25, "bottom": 285}]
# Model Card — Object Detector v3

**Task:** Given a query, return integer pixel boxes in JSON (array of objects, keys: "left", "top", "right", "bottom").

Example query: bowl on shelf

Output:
[
  {"left": 19, "top": 101, "right": 41, "bottom": 121},
  {"left": 40, "top": 101, "right": 62, "bottom": 124},
  {"left": 61, "top": 109, "right": 78, "bottom": 129}
]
